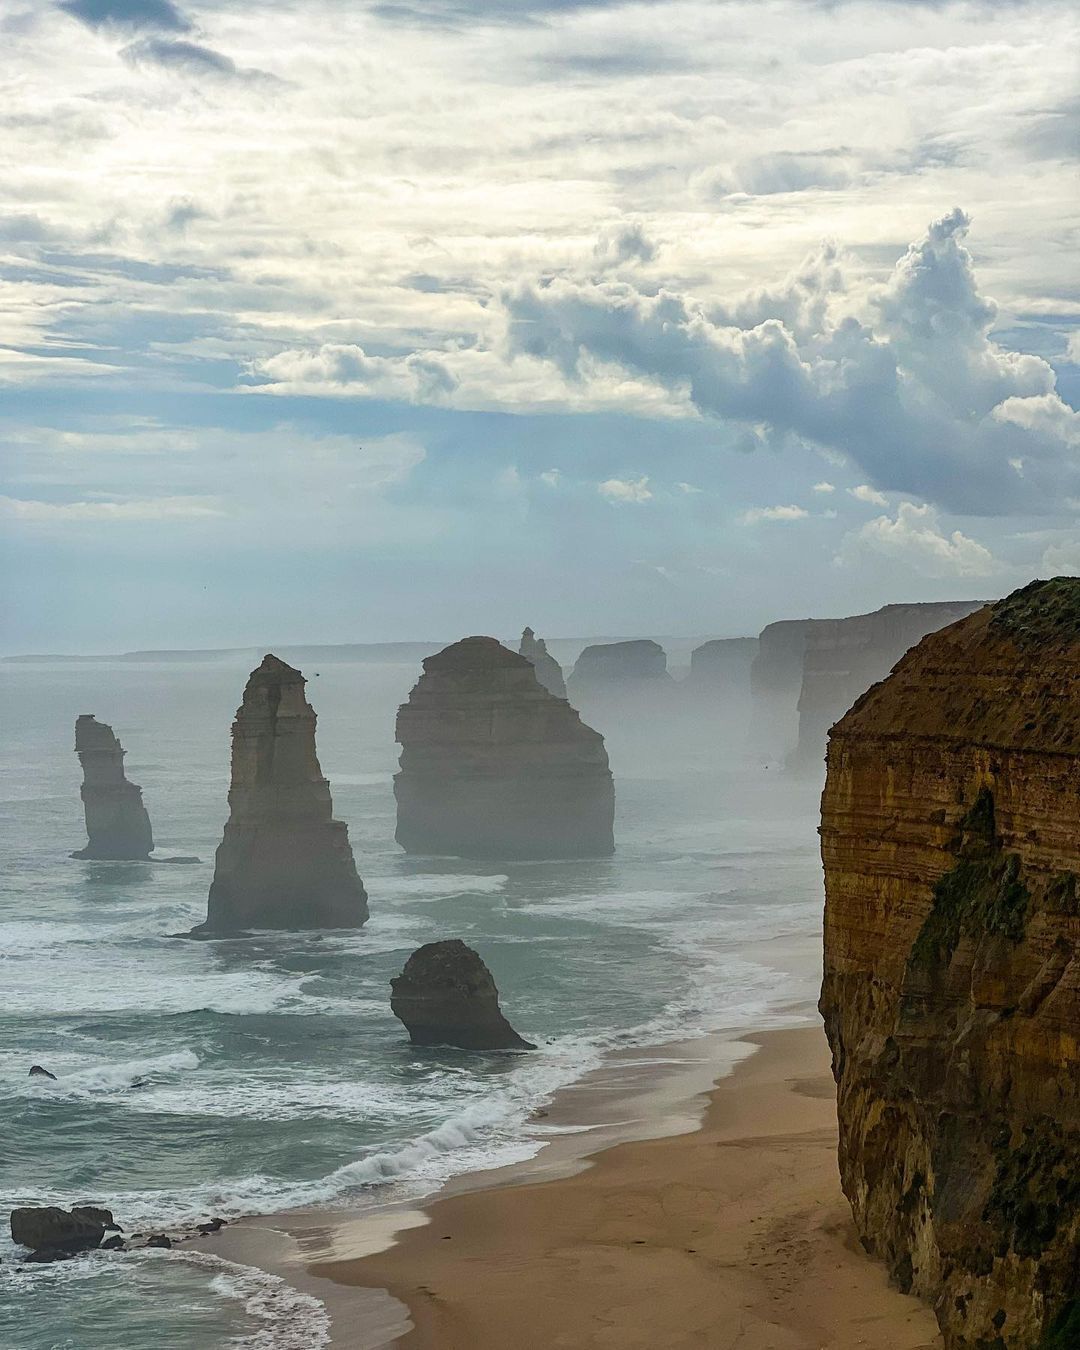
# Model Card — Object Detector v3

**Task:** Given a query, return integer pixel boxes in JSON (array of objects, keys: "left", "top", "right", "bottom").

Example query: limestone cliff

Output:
[
  {"left": 567, "top": 639, "right": 670, "bottom": 698},
  {"left": 820, "top": 579, "right": 1080, "bottom": 1349},
  {"left": 686, "top": 636, "right": 758, "bottom": 696},
  {"left": 72, "top": 715, "right": 153, "bottom": 860},
  {"left": 519, "top": 627, "right": 567, "bottom": 699},
  {"left": 195, "top": 655, "right": 368, "bottom": 932},
  {"left": 395, "top": 636, "right": 614, "bottom": 859}
]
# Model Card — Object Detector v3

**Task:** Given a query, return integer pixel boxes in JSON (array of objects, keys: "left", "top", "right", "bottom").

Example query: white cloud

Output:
[
  {"left": 842, "top": 501, "right": 999, "bottom": 578},
  {"left": 812, "top": 481, "right": 835, "bottom": 493},
  {"left": 848, "top": 483, "right": 888, "bottom": 506},
  {"left": 1042, "top": 540, "right": 1080, "bottom": 575},
  {"left": 0, "top": 494, "right": 224, "bottom": 522},
  {"left": 993, "top": 393, "right": 1080, "bottom": 446},
  {"left": 742, "top": 504, "right": 809, "bottom": 524},
  {"left": 599, "top": 476, "right": 653, "bottom": 503},
  {"left": 540, "top": 469, "right": 561, "bottom": 487},
  {"left": 676, "top": 481, "right": 702, "bottom": 494}
]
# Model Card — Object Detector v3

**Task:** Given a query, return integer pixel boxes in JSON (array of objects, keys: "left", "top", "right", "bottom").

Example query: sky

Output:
[{"left": 1, "top": 0, "right": 1078, "bottom": 653}]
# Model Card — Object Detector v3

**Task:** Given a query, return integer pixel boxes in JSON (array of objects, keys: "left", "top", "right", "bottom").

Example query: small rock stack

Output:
[
  {"left": 72, "top": 715, "right": 154, "bottom": 860},
  {"left": 391, "top": 940, "right": 534, "bottom": 1050}
]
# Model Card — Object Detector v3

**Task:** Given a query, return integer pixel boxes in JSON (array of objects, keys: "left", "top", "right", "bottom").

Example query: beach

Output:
[{"left": 206, "top": 1022, "right": 942, "bottom": 1349}]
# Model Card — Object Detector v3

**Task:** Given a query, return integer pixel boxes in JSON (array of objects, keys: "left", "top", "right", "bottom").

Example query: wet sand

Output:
[{"left": 309, "top": 1024, "right": 943, "bottom": 1349}]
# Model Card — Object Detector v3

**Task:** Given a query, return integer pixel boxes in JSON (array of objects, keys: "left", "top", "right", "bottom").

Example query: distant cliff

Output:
[
  {"left": 820, "top": 579, "right": 1080, "bottom": 1348},
  {"left": 686, "top": 637, "right": 758, "bottom": 697},
  {"left": 567, "top": 639, "right": 670, "bottom": 698}
]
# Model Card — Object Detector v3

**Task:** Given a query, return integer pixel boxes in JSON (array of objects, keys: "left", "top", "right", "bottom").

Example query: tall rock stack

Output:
[
  {"left": 72, "top": 715, "right": 153, "bottom": 860},
  {"left": 518, "top": 627, "right": 567, "bottom": 699},
  {"left": 395, "top": 636, "right": 615, "bottom": 859},
  {"left": 195, "top": 655, "right": 368, "bottom": 933},
  {"left": 819, "top": 579, "right": 1080, "bottom": 1349}
]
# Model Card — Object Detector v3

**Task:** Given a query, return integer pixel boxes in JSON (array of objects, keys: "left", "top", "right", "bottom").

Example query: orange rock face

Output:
[{"left": 820, "top": 579, "right": 1080, "bottom": 1349}]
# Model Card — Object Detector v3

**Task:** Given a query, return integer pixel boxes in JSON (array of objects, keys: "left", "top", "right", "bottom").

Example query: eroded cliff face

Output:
[
  {"left": 395, "top": 636, "right": 614, "bottom": 859},
  {"left": 72, "top": 715, "right": 153, "bottom": 860},
  {"left": 519, "top": 627, "right": 567, "bottom": 700},
  {"left": 820, "top": 580, "right": 1080, "bottom": 1349},
  {"left": 197, "top": 654, "right": 368, "bottom": 932}
]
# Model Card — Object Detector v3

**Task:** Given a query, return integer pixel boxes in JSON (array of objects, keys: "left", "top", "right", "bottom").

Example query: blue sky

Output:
[{"left": 1, "top": 0, "right": 1078, "bottom": 652}]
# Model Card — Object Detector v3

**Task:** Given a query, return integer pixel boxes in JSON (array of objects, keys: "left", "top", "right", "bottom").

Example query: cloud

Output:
[
  {"left": 57, "top": 0, "right": 191, "bottom": 33},
  {"left": 598, "top": 475, "right": 652, "bottom": 503},
  {"left": 121, "top": 38, "right": 276, "bottom": 82},
  {"left": 812, "top": 481, "right": 835, "bottom": 493},
  {"left": 848, "top": 483, "right": 888, "bottom": 505},
  {"left": 842, "top": 501, "right": 998, "bottom": 577},
  {"left": 1042, "top": 539, "right": 1080, "bottom": 575},
  {"left": 254, "top": 343, "right": 460, "bottom": 403},
  {"left": 742, "top": 504, "right": 809, "bottom": 523},
  {"left": 594, "top": 220, "right": 658, "bottom": 269},
  {"left": 502, "top": 211, "right": 1080, "bottom": 515},
  {"left": 0, "top": 494, "right": 223, "bottom": 522}
]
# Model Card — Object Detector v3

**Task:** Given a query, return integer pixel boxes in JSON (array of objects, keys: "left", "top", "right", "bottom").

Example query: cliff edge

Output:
[{"left": 820, "top": 579, "right": 1080, "bottom": 1348}]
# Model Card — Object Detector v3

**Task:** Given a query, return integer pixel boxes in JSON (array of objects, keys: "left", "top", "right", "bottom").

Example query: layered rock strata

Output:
[
  {"left": 518, "top": 627, "right": 567, "bottom": 699},
  {"left": 195, "top": 655, "right": 368, "bottom": 933},
  {"left": 820, "top": 579, "right": 1080, "bottom": 1348},
  {"left": 390, "top": 939, "right": 534, "bottom": 1050},
  {"left": 72, "top": 715, "right": 153, "bottom": 859},
  {"left": 394, "top": 636, "right": 614, "bottom": 859},
  {"left": 568, "top": 639, "right": 671, "bottom": 698}
]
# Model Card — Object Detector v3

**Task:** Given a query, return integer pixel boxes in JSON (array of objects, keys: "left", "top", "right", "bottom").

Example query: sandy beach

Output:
[{"left": 297, "top": 1023, "right": 942, "bottom": 1349}]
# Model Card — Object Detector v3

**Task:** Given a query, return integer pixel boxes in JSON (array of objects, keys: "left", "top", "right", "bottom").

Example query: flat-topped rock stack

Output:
[
  {"left": 518, "top": 627, "right": 567, "bottom": 699},
  {"left": 193, "top": 655, "right": 368, "bottom": 933},
  {"left": 394, "top": 636, "right": 615, "bottom": 859},
  {"left": 820, "top": 579, "right": 1080, "bottom": 1348},
  {"left": 72, "top": 715, "right": 153, "bottom": 860},
  {"left": 567, "top": 639, "right": 671, "bottom": 699}
]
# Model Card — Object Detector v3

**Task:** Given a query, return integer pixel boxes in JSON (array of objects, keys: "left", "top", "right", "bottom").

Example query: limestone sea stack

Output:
[
  {"left": 194, "top": 655, "right": 368, "bottom": 933},
  {"left": 518, "top": 627, "right": 567, "bottom": 699},
  {"left": 820, "top": 579, "right": 1080, "bottom": 1348},
  {"left": 686, "top": 636, "right": 758, "bottom": 696},
  {"left": 390, "top": 940, "right": 534, "bottom": 1050},
  {"left": 71, "top": 715, "right": 153, "bottom": 860},
  {"left": 567, "top": 639, "right": 671, "bottom": 698},
  {"left": 394, "top": 636, "right": 614, "bottom": 859}
]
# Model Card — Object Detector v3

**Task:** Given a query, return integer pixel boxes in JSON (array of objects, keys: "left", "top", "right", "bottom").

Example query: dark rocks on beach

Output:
[
  {"left": 28, "top": 1065, "right": 56, "bottom": 1080},
  {"left": 71, "top": 1205, "right": 120, "bottom": 1231},
  {"left": 567, "top": 639, "right": 671, "bottom": 698},
  {"left": 191, "top": 654, "right": 368, "bottom": 934},
  {"left": 394, "top": 637, "right": 615, "bottom": 860},
  {"left": 11, "top": 1206, "right": 105, "bottom": 1255},
  {"left": 144, "top": 1234, "right": 172, "bottom": 1249},
  {"left": 100, "top": 1235, "right": 125, "bottom": 1251},
  {"left": 391, "top": 939, "right": 535, "bottom": 1051},
  {"left": 518, "top": 627, "right": 567, "bottom": 699},
  {"left": 197, "top": 1218, "right": 226, "bottom": 1235},
  {"left": 71, "top": 715, "right": 153, "bottom": 860}
]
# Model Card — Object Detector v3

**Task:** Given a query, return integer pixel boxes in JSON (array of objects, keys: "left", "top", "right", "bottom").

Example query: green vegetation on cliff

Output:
[{"left": 990, "top": 577, "right": 1080, "bottom": 647}]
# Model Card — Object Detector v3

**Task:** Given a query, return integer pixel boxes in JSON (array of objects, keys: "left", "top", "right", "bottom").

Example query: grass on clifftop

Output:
[{"left": 990, "top": 577, "right": 1080, "bottom": 647}]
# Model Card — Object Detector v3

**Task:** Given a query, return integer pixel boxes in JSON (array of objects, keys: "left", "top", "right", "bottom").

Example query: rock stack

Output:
[
  {"left": 820, "top": 579, "right": 1080, "bottom": 1348},
  {"left": 390, "top": 939, "right": 534, "bottom": 1050},
  {"left": 567, "top": 639, "right": 670, "bottom": 698},
  {"left": 394, "top": 636, "right": 615, "bottom": 859},
  {"left": 193, "top": 655, "right": 368, "bottom": 933},
  {"left": 71, "top": 715, "right": 153, "bottom": 860},
  {"left": 518, "top": 627, "right": 567, "bottom": 699}
]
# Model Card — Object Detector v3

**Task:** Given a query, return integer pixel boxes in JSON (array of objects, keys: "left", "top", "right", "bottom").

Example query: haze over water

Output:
[{"left": 0, "top": 653, "right": 822, "bottom": 1349}]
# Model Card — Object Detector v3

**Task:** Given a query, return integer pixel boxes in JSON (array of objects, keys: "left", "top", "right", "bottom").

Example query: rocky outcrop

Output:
[
  {"left": 390, "top": 940, "right": 534, "bottom": 1050},
  {"left": 11, "top": 1206, "right": 108, "bottom": 1255},
  {"left": 518, "top": 627, "right": 567, "bottom": 699},
  {"left": 394, "top": 636, "right": 614, "bottom": 859},
  {"left": 194, "top": 655, "right": 368, "bottom": 933},
  {"left": 819, "top": 579, "right": 1080, "bottom": 1349},
  {"left": 567, "top": 639, "right": 671, "bottom": 698},
  {"left": 28, "top": 1065, "right": 56, "bottom": 1080},
  {"left": 71, "top": 715, "right": 153, "bottom": 859},
  {"left": 795, "top": 600, "right": 983, "bottom": 768},
  {"left": 686, "top": 636, "right": 758, "bottom": 696}
]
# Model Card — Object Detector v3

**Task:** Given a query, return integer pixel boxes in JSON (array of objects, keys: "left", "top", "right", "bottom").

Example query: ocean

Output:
[{"left": 0, "top": 655, "right": 824, "bottom": 1349}]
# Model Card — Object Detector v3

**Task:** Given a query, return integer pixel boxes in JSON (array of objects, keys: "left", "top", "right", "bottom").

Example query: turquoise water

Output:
[{"left": 0, "top": 658, "right": 823, "bottom": 1348}]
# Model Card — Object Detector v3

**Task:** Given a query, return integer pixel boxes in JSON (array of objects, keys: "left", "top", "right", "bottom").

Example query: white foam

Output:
[{"left": 185, "top": 1253, "right": 332, "bottom": 1349}]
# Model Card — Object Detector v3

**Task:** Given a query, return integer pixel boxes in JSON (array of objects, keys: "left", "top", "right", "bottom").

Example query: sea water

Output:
[{"left": 0, "top": 656, "right": 824, "bottom": 1349}]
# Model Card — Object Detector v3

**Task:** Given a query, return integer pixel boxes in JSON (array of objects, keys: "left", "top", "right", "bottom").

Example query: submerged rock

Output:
[
  {"left": 71, "top": 715, "right": 153, "bottom": 860},
  {"left": 820, "top": 579, "right": 1080, "bottom": 1348},
  {"left": 518, "top": 627, "right": 567, "bottom": 699},
  {"left": 11, "top": 1206, "right": 105, "bottom": 1255},
  {"left": 567, "top": 639, "right": 670, "bottom": 698},
  {"left": 192, "top": 654, "right": 368, "bottom": 934},
  {"left": 394, "top": 636, "right": 614, "bottom": 859},
  {"left": 28, "top": 1065, "right": 56, "bottom": 1080},
  {"left": 391, "top": 940, "right": 534, "bottom": 1050}
]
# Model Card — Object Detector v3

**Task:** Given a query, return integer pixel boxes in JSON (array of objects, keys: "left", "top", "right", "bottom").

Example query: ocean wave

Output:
[
  {"left": 14, "top": 1049, "right": 201, "bottom": 1098},
  {"left": 187, "top": 1254, "right": 332, "bottom": 1349}
]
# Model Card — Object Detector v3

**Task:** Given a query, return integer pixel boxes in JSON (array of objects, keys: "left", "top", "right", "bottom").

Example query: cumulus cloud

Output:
[
  {"left": 254, "top": 343, "right": 460, "bottom": 403},
  {"left": 1042, "top": 539, "right": 1080, "bottom": 575},
  {"left": 57, "top": 0, "right": 191, "bottom": 33},
  {"left": 594, "top": 220, "right": 657, "bottom": 270},
  {"left": 598, "top": 475, "right": 652, "bottom": 503},
  {"left": 842, "top": 501, "right": 998, "bottom": 577},
  {"left": 742, "top": 504, "right": 809, "bottom": 523},
  {"left": 813, "top": 481, "right": 835, "bottom": 493},
  {"left": 848, "top": 483, "right": 888, "bottom": 505},
  {"left": 503, "top": 210, "right": 1080, "bottom": 515}
]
